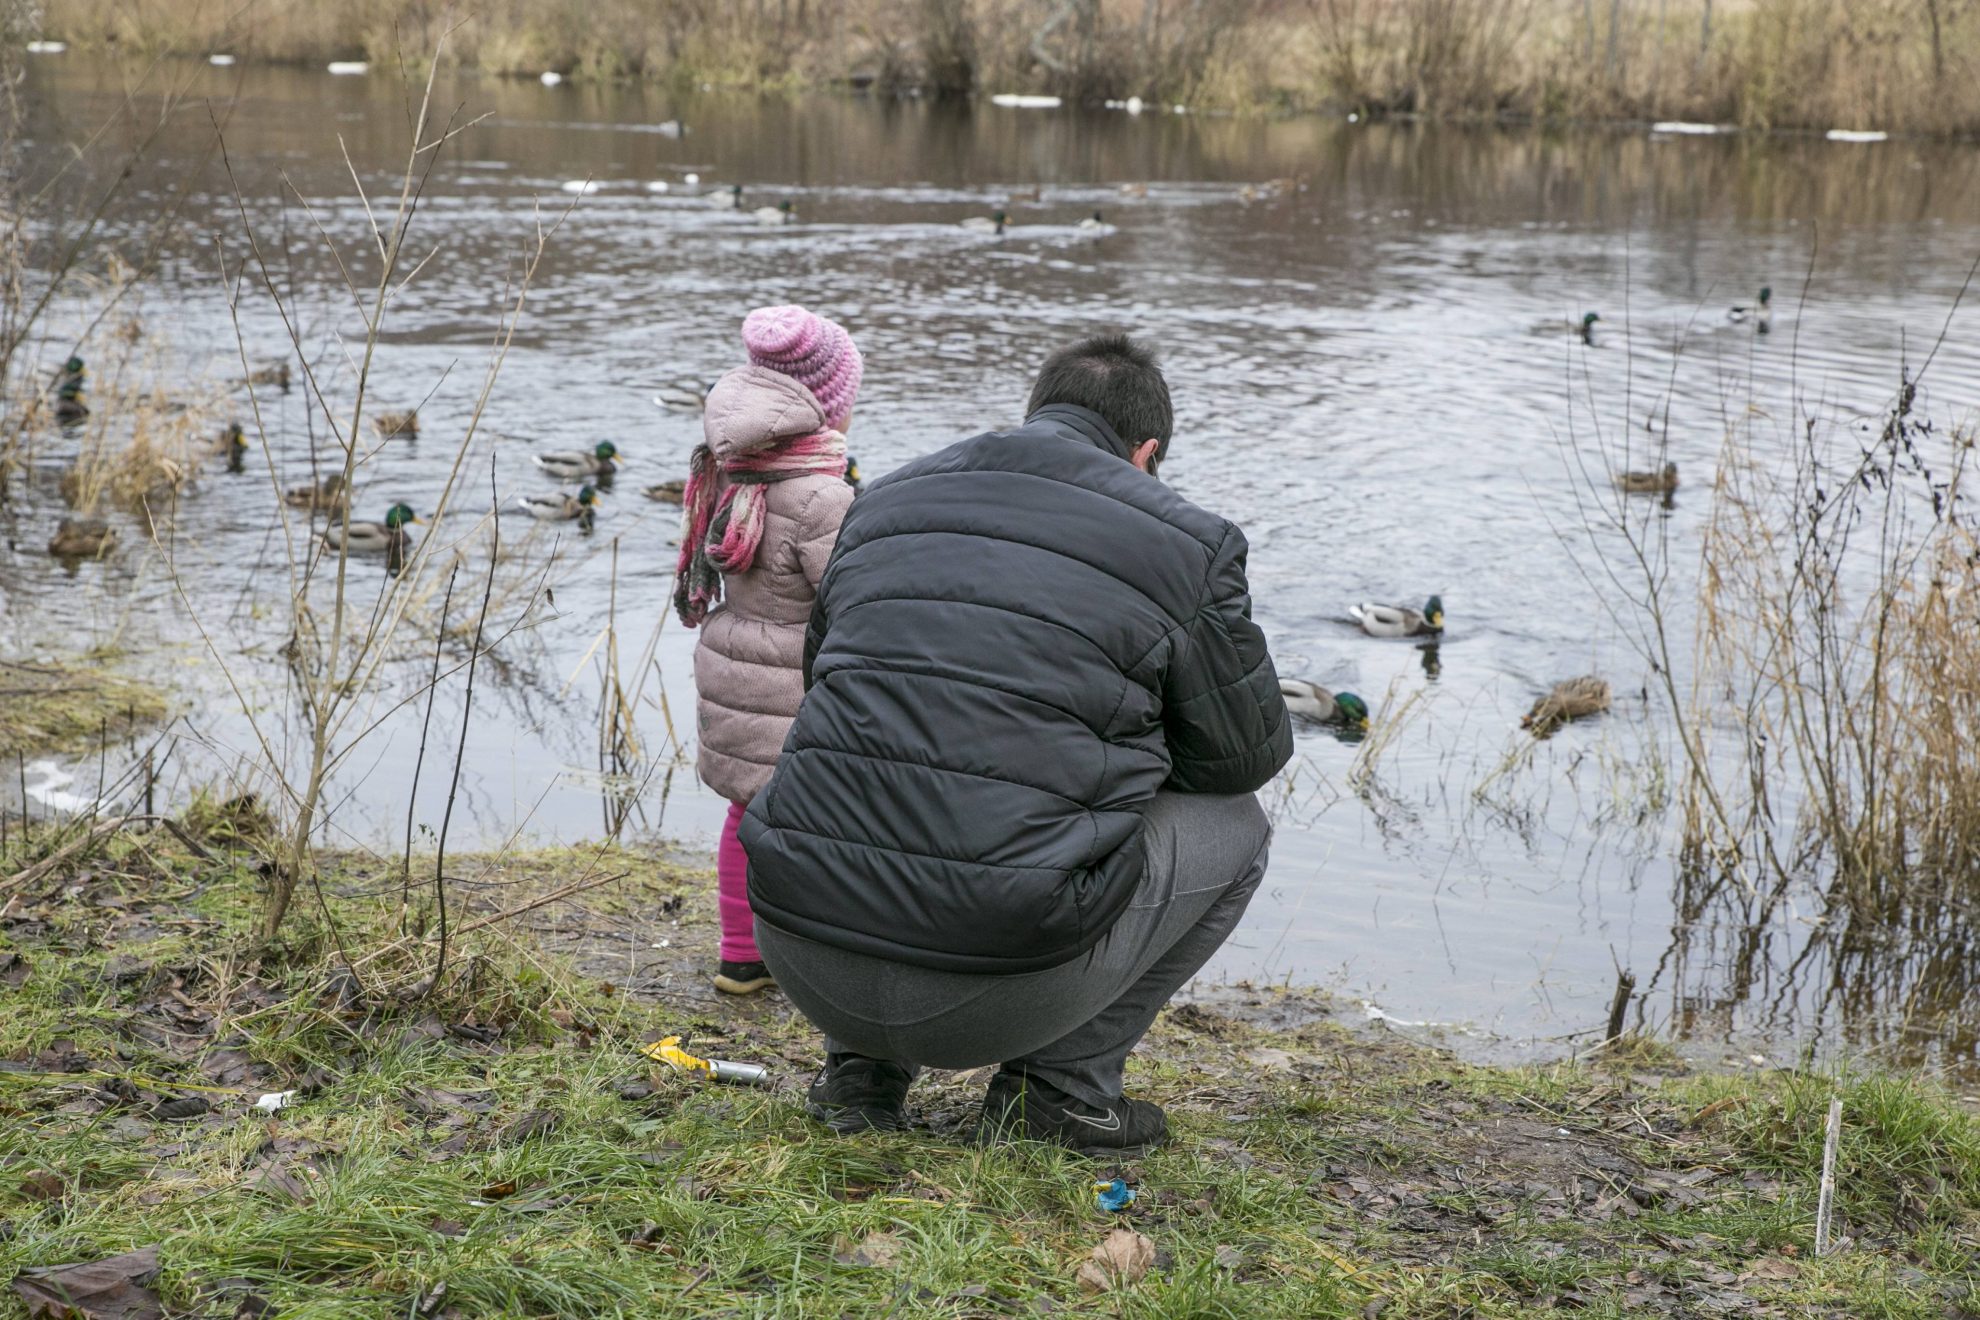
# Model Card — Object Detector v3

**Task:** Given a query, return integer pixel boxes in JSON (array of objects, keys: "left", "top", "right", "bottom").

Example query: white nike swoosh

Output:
[{"left": 1068, "top": 1107, "right": 1121, "bottom": 1132}]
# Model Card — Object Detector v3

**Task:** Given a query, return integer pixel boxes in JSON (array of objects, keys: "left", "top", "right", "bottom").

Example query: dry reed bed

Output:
[{"left": 39, "top": 0, "right": 1980, "bottom": 133}]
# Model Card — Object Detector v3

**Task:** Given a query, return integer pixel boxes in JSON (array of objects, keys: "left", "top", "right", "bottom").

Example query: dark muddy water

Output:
[{"left": 8, "top": 58, "right": 1980, "bottom": 1085}]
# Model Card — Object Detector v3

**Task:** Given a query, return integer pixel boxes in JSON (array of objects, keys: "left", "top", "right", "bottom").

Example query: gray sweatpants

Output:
[{"left": 755, "top": 791, "right": 1271, "bottom": 1109}]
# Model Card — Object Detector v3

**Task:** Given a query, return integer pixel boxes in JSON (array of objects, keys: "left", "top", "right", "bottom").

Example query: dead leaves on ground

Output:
[
  {"left": 834, "top": 1229, "right": 905, "bottom": 1269},
  {"left": 10, "top": 1245, "right": 163, "bottom": 1320},
  {"left": 1074, "top": 1228, "right": 1155, "bottom": 1294}
]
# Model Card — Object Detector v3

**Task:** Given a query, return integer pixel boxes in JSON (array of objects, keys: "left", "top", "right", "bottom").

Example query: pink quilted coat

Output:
[{"left": 691, "top": 366, "right": 855, "bottom": 803}]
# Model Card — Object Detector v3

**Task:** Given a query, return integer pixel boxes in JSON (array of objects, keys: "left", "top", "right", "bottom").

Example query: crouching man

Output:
[{"left": 741, "top": 334, "right": 1292, "bottom": 1155}]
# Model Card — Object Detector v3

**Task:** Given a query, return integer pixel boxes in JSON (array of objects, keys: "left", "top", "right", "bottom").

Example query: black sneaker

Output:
[
  {"left": 977, "top": 1069, "right": 1167, "bottom": 1156},
  {"left": 713, "top": 960, "right": 776, "bottom": 995},
  {"left": 805, "top": 1055, "right": 914, "bottom": 1134}
]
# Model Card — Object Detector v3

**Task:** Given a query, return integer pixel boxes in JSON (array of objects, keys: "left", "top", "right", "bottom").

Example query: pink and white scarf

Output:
[{"left": 673, "top": 429, "right": 848, "bottom": 628}]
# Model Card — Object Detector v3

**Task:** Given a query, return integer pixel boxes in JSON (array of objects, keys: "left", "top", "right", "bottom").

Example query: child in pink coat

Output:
[{"left": 674, "top": 306, "right": 861, "bottom": 994}]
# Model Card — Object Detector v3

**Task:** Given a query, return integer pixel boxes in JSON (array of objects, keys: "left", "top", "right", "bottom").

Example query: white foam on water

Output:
[
  {"left": 1827, "top": 129, "right": 1889, "bottom": 143},
  {"left": 327, "top": 61, "right": 368, "bottom": 75},
  {"left": 990, "top": 93, "right": 1062, "bottom": 109}
]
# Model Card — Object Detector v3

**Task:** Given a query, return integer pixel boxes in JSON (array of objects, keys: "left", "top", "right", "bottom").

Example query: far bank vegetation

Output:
[{"left": 43, "top": 0, "right": 1980, "bottom": 134}]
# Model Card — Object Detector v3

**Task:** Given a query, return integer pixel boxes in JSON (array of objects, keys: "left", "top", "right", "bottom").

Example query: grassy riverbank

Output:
[
  {"left": 2, "top": 827, "right": 1975, "bottom": 1317},
  {"left": 0, "top": 657, "right": 169, "bottom": 761},
  {"left": 30, "top": 0, "right": 1980, "bottom": 134}
]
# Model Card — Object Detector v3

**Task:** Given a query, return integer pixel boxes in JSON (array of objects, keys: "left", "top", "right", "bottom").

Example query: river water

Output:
[{"left": 8, "top": 58, "right": 1979, "bottom": 1086}]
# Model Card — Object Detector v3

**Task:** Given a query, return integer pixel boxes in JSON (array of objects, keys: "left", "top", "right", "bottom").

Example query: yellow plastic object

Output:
[
  {"left": 642, "top": 1035, "right": 770, "bottom": 1086},
  {"left": 645, "top": 1035, "right": 710, "bottom": 1075}
]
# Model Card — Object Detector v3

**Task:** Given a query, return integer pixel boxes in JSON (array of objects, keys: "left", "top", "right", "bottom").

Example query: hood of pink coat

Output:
[{"left": 703, "top": 365, "right": 830, "bottom": 460}]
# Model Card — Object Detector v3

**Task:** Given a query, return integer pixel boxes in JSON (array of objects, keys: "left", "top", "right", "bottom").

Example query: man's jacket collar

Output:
[{"left": 1021, "top": 404, "right": 1133, "bottom": 464}]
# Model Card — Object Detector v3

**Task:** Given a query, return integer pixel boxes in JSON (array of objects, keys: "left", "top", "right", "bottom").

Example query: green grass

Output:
[{"left": 0, "top": 831, "right": 1975, "bottom": 1317}]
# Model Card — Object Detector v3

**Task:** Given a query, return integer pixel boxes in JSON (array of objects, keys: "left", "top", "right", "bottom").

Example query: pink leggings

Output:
[{"left": 717, "top": 800, "right": 761, "bottom": 964}]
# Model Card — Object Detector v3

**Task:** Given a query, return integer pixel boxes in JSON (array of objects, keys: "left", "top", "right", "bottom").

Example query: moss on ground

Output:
[
  {"left": 0, "top": 828, "right": 1975, "bottom": 1318},
  {"left": 0, "top": 657, "right": 170, "bottom": 759}
]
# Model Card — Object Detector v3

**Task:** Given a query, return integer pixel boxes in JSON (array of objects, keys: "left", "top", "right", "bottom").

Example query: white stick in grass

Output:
[{"left": 1814, "top": 1096, "right": 1843, "bottom": 1256}]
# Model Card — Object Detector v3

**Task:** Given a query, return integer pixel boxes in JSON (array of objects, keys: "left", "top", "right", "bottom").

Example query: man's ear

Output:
[{"left": 1130, "top": 439, "right": 1160, "bottom": 473}]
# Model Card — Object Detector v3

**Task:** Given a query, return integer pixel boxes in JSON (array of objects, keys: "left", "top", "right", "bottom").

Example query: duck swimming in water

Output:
[
  {"left": 322, "top": 502, "right": 420, "bottom": 554},
  {"left": 534, "top": 440, "right": 621, "bottom": 480},
  {"left": 517, "top": 483, "right": 601, "bottom": 530},
  {"left": 1522, "top": 675, "right": 1612, "bottom": 736},
  {"left": 48, "top": 517, "right": 115, "bottom": 560},
  {"left": 1729, "top": 286, "right": 1772, "bottom": 332},
  {"left": 961, "top": 209, "right": 1007, "bottom": 236},
  {"left": 284, "top": 471, "right": 349, "bottom": 512},
  {"left": 1279, "top": 679, "right": 1370, "bottom": 729},
  {"left": 1616, "top": 462, "right": 1679, "bottom": 494},
  {"left": 1349, "top": 595, "right": 1444, "bottom": 638}
]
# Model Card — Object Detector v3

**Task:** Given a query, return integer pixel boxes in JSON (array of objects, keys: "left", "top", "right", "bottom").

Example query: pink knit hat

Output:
[{"left": 741, "top": 305, "right": 863, "bottom": 431}]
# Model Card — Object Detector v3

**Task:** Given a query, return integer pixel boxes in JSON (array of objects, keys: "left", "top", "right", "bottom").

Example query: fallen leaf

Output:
[
  {"left": 1739, "top": 1257, "right": 1801, "bottom": 1282},
  {"left": 493, "top": 1110, "right": 559, "bottom": 1147},
  {"left": 245, "top": 1162, "right": 315, "bottom": 1204},
  {"left": 10, "top": 1245, "right": 163, "bottom": 1320},
  {"left": 428, "top": 1220, "right": 465, "bottom": 1238},
  {"left": 19, "top": 1171, "right": 63, "bottom": 1201},
  {"left": 478, "top": 1179, "right": 519, "bottom": 1199},
  {"left": 835, "top": 1230, "right": 904, "bottom": 1269},
  {"left": 0, "top": 954, "right": 29, "bottom": 987},
  {"left": 152, "top": 1097, "right": 208, "bottom": 1122},
  {"left": 1074, "top": 1228, "right": 1155, "bottom": 1294}
]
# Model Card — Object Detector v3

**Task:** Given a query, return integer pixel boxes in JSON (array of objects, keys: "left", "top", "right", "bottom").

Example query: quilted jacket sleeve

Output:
[{"left": 1161, "top": 523, "right": 1293, "bottom": 794}]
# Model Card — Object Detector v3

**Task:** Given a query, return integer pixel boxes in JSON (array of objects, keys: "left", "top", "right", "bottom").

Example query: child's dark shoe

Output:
[{"left": 713, "top": 960, "right": 776, "bottom": 995}]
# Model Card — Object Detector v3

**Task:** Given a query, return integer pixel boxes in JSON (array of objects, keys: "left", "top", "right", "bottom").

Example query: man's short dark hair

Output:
[{"left": 1027, "top": 334, "right": 1174, "bottom": 458}]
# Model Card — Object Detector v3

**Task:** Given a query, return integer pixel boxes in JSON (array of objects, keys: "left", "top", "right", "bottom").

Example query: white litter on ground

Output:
[
  {"left": 1651, "top": 121, "right": 1725, "bottom": 135},
  {"left": 208, "top": 53, "right": 236, "bottom": 65},
  {"left": 255, "top": 1091, "right": 297, "bottom": 1114},
  {"left": 540, "top": 71, "right": 564, "bottom": 86},
  {"left": 1826, "top": 128, "right": 1888, "bottom": 143},
  {"left": 327, "top": 61, "right": 369, "bottom": 75},
  {"left": 26, "top": 40, "right": 68, "bottom": 54}
]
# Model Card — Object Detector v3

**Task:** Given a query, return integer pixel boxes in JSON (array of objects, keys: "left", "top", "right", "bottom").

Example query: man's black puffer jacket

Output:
[{"left": 740, "top": 404, "right": 1292, "bottom": 974}]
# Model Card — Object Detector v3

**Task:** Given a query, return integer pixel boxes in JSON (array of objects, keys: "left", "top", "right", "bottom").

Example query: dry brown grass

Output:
[
  {"left": 1689, "top": 382, "right": 1980, "bottom": 910},
  {"left": 41, "top": 0, "right": 1980, "bottom": 130}
]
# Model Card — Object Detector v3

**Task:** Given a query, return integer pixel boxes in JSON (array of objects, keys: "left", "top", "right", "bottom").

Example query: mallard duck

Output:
[
  {"left": 55, "top": 355, "right": 86, "bottom": 394},
  {"left": 517, "top": 484, "right": 601, "bottom": 526},
  {"left": 219, "top": 421, "right": 250, "bottom": 473},
  {"left": 1118, "top": 182, "right": 1149, "bottom": 199},
  {"left": 961, "top": 209, "right": 1007, "bottom": 235},
  {"left": 246, "top": 361, "right": 292, "bottom": 391},
  {"left": 1575, "top": 312, "right": 1601, "bottom": 345},
  {"left": 48, "top": 517, "right": 115, "bottom": 559},
  {"left": 653, "top": 381, "right": 712, "bottom": 412},
  {"left": 1280, "top": 679, "right": 1370, "bottom": 729},
  {"left": 1008, "top": 185, "right": 1042, "bottom": 204},
  {"left": 54, "top": 382, "right": 89, "bottom": 424},
  {"left": 1349, "top": 595, "right": 1444, "bottom": 638},
  {"left": 1729, "top": 286, "right": 1772, "bottom": 331},
  {"left": 753, "top": 199, "right": 795, "bottom": 225},
  {"left": 373, "top": 409, "right": 418, "bottom": 438},
  {"left": 1076, "top": 210, "right": 1108, "bottom": 232},
  {"left": 711, "top": 183, "right": 743, "bottom": 210},
  {"left": 845, "top": 455, "right": 863, "bottom": 495},
  {"left": 534, "top": 440, "right": 620, "bottom": 480},
  {"left": 1522, "top": 675, "right": 1612, "bottom": 736},
  {"left": 284, "top": 471, "right": 349, "bottom": 512},
  {"left": 1616, "top": 462, "right": 1679, "bottom": 494},
  {"left": 321, "top": 503, "right": 420, "bottom": 553},
  {"left": 644, "top": 479, "right": 686, "bottom": 505}
]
